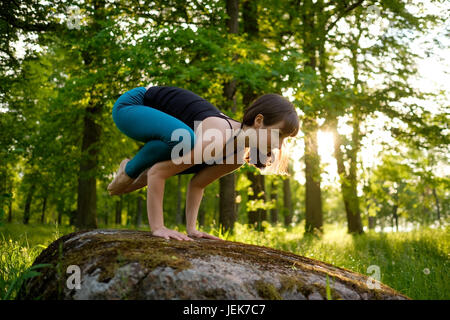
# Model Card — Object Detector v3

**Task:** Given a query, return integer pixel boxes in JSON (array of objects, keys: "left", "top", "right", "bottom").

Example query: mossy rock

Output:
[{"left": 17, "top": 229, "right": 410, "bottom": 300}]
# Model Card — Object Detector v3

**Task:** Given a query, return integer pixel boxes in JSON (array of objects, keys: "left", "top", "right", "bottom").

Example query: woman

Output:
[{"left": 107, "top": 85, "right": 299, "bottom": 241}]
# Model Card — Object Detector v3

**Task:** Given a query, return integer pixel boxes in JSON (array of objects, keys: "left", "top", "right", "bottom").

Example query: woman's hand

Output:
[
  {"left": 152, "top": 226, "right": 193, "bottom": 241},
  {"left": 187, "top": 229, "right": 223, "bottom": 240}
]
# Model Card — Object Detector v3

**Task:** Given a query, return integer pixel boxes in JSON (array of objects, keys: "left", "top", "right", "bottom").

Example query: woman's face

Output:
[{"left": 253, "top": 114, "right": 286, "bottom": 156}]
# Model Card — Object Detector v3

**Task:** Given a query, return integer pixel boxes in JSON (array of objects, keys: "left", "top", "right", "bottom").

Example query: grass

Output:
[
  {"left": 0, "top": 222, "right": 75, "bottom": 300},
  {"left": 0, "top": 221, "right": 448, "bottom": 300},
  {"left": 224, "top": 221, "right": 449, "bottom": 300}
]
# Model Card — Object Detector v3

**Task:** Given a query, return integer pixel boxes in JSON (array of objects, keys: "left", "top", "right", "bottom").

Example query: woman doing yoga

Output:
[{"left": 107, "top": 86, "right": 299, "bottom": 241}]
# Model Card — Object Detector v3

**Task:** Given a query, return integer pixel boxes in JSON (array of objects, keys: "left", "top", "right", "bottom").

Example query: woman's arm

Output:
[
  {"left": 145, "top": 122, "right": 234, "bottom": 240},
  {"left": 185, "top": 183, "right": 204, "bottom": 233},
  {"left": 185, "top": 162, "right": 242, "bottom": 239},
  {"left": 146, "top": 167, "right": 194, "bottom": 241},
  {"left": 144, "top": 137, "right": 201, "bottom": 240}
]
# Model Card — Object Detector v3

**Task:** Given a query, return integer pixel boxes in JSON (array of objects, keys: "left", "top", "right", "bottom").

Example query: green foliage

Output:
[
  {"left": 0, "top": 223, "right": 74, "bottom": 300},
  {"left": 1, "top": 0, "right": 447, "bottom": 231},
  {"left": 364, "top": 146, "right": 449, "bottom": 226},
  {"left": 0, "top": 1, "right": 448, "bottom": 300},
  {"left": 3, "top": 263, "right": 51, "bottom": 300}
]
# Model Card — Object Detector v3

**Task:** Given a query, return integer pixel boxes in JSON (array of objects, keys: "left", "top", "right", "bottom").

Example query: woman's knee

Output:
[
  {"left": 162, "top": 125, "right": 196, "bottom": 152},
  {"left": 112, "top": 87, "right": 147, "bottom": 120}
]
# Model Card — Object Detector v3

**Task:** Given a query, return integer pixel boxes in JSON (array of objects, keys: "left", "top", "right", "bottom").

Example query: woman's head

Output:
[{"left": 241, "top": 93, "right": 299, "bottom": 174}]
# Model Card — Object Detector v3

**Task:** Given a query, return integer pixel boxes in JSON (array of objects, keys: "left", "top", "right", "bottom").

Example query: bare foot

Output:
[
  {"left": 107, "top": 159, "right": 133, "bottom": 195},
  {"left": 121, "top": 168, "right": 149, "bottom": 194}
]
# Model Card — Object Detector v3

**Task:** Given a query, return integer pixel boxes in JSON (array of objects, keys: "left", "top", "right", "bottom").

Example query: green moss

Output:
[
  {"left": 279, "top": 274, "right": 313, "bottom": 297},
  {"left": 279, "top": 275, "right": 304, "bottom": 292},
  {"left": 57, "top": 231, "right": 193, "bottom": 283},
  {"left": 278, "top": 275, "right": 347, "bottom": 300},
  {"left": 311, "top": 281, "right": 342, "bottom": 300},
  {"left": 254, "top": 280, "right": 282, "bottom": 300},
  {"left": 203, "top": 288, "right": 227, "bottom": 299},
  {"left": 17, "top": 230, "right": 194, "bottom": 299}
]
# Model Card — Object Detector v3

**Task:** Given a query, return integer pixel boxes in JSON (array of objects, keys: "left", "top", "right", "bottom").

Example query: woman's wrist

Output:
[
  {"left": 185, "top": 182, "right": 204, "bottom": 235},
  {"left": 186, "top": 226, "right": 197, "bottom": 234},
  {"left": 146, "top": 172, "right": 167, "bottom": 233},
  {"left": 150, "top": 224, "right": 165, "bottom": 232}
]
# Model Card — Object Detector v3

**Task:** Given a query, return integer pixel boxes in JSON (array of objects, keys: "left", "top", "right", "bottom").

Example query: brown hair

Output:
[{"left": 241, "top": 93, "right": 299, "bottom": 175}]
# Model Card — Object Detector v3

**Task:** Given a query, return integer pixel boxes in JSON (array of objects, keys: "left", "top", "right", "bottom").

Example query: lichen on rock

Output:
[{"left": 17, "top": 229, "right": 410, "bottom": 300}]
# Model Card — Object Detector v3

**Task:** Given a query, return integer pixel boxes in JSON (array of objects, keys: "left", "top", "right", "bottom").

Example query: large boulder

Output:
[{"left": 18, "top": 229, "right": 409, "bottom": 300}]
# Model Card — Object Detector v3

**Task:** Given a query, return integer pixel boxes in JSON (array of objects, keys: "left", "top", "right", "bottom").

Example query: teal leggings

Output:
[{"left": 112, "top": 87, "right": 197, "bottom": 178}]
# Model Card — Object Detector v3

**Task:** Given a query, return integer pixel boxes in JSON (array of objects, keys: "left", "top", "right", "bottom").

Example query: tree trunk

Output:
[
  {"left": 115, "top": 195, "right": 123, "bottom": 225},
  {"left": 40, "top": 196, "right": 47, "bottom": 224},
  {"left": 368, "top": 216, "right": 376, "bottom": 230},
  {"left": 226, "top": 0, "right": 239, "bottom": 34},
  {"left": 247, "top": 172, "right": 257, "bottom": 226},
  {"left": 241, "top": 0, "right": 263, "bottom": 228},
  {"left": 56, "top": 199, "right": 63, "bottom": 225},
  {"left": 218, "top": 0, "right": 240, "bottom": 233},
  {"left": 253, "top": 175, "right": 266, "bottom": 227},
  {"left": 182, "top": 202, "right": 186, "bottom": 225},
  {"left": 69, "top": 210, "right": 76, "bottom": 226},
  {"left": 7, "top": 184, "right": 13, "bottom": 223},
  {"left": 198, "top": 204, "right": 205, "bottom": 227},
  {"left": 75, "top": 1, "right": 107, "bottom": 230},
  {"left": 247, "top": 171, "right": 266, "bottom": 229},
  {"left": 125, "top": 196, "right": 130, "bottom": 226},
  {"left": 215, "top": 193, "right": 220, "bottom": 224},
  {"left": 8, "top": 199, "right": 12, "bottom": 223},
  {"left": 329, "top": 119, "right": 363, "bottom": 234},
  {"left": 75, "top": 100, "right": 101, "bottom": 230},
  {"left": 270, "top": 179, "right": 278, "bottom": 224},
  {"left": 136, "top": 195, "right": 143, "bottom": 228},
  {"left": 176, "top": 175, "right": 183, "bottom": 225},
  {"left": 392, "top": 190, "right": 399, "bottom": 232},
  {"left": 392, "top": 205, "right": 399, "bottom": 232},
  {"left": 344, "top": 31, "right": 365, "bottom": 235},
  {"left": 104, "top": 200, "right": 109, "bottom": 226},
  {"left": 283, "top": 175, "right": 293, "bottom": 227},
  {"left": 23, "top": 183, "right": 36, "bottom": 225},
  {"left": 300, "top": 0, "right": 325, "bottom": 235},
  {"left": 303, "top": 117, "right": 323, "bottom": 233},
  {"left": 219, "top": 174, "right": 237, "bottom": 232},
  {"left": 432, "top": 187, "right": 441, "bottom": 221},
  {"left": 347, "top": 109, "right": 364, "bottom": 234}
]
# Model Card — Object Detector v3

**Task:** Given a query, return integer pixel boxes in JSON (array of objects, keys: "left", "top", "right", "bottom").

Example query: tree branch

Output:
[{"left": 325, "top": 0, "right": 365, "bottom": 34}]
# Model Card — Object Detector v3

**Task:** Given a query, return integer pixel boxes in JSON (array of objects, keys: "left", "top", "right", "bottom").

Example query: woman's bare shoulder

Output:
[{"left": 196, "top": 116, "right": 232, "bottom": 135}]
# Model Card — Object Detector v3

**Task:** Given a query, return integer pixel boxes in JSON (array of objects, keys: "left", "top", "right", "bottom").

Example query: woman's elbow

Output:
[{"left": 147, "top": 164, "right": 170, "bottom": 181}]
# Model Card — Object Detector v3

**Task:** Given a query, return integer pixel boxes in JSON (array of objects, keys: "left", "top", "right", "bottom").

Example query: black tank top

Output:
[
  {"left": 143, "top": 86, "right": 243, "bottom": 175},
  {"left": 143, "top": 86, "right": 236, "bottom": 131}
]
